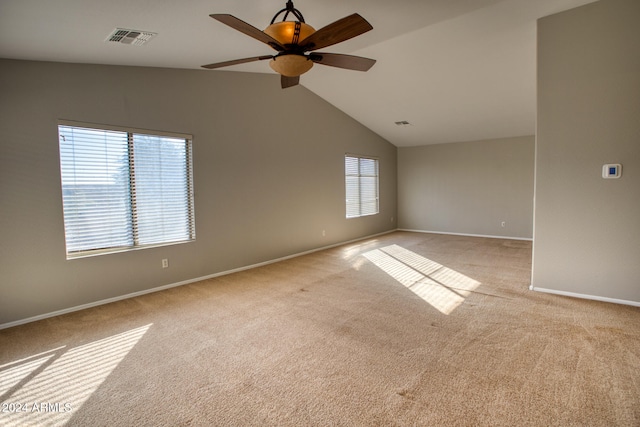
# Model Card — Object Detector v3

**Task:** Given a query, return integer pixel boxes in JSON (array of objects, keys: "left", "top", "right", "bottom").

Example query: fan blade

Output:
[
  {"left": 281, "top": 75, "right": 300, "bottom": 89},
  {"left": 201, "top": 55, "right": 273, "bottom": 70},
  {"left": 299, "top": 13, "right": 373, "bottom": 51},
  {"left": 310, "top": 53, "right": 376, "bottom": 72},
  {"left": 210, "top": 14, "right": 284, "bottom": 51}
]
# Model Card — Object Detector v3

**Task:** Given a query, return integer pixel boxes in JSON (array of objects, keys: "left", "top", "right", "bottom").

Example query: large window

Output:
[
  {"left": 58, "top": 121, "right": 195, "bottom": 258},
  {"left": 345, "top": 155, "right": 379, "bottom": 218}
]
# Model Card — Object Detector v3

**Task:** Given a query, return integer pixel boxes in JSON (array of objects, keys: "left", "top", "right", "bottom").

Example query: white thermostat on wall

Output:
[{"left": 602, "top": 164, "right": 622, "bottom": 179}]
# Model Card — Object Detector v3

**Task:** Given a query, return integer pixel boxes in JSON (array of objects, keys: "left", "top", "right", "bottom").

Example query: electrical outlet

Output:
[
  {"left": 501, "top": 221, "right": 506, "bottom": 228},
  {"left": 322, "top": 230, "right": 326, "bottom": 237},
  {"left": 162, "top": 259, "right": 169, "bottom": 268}
]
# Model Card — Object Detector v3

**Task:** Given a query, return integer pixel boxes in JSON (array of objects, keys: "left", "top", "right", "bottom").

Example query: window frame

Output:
[
  {"left": 58, "top": 120, "right": 196, "bottom": 259},
  {"left": 345, "top": 154, "right": 380, "bottom": 219}
]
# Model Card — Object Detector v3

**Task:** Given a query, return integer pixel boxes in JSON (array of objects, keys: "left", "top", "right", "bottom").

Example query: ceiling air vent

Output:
[{"left": 106, "top": 28, "right": 157, "bottom": 46}]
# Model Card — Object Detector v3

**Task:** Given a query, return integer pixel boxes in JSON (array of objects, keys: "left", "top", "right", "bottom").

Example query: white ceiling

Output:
[{"left": 0, "top": 0, "right": 596, "bottom": 147}]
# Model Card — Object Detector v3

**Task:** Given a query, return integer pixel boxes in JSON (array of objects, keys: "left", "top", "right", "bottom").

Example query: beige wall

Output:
[
  {"left": 398, "top": 136, "right": 535, "bottom": 239},
  {"left": 533, "top": 0, "right": 640, "bottom": 303},
  {"left": 0, "top": 60, "right": 397, "bottom": 326}
]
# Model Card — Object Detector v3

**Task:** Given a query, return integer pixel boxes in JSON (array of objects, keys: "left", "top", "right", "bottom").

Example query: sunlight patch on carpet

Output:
[
  {"left": 0, "top": 324, "right": 151, "bottom": 426},
  {"left": 340, "top": 238, "right": 382, "bottom": 261},
  {"left": 0, "top": 348, "right": 63, "bottom": 396},
  {"left": 363, "top": 245, "right": 480, "bottom": 314}
]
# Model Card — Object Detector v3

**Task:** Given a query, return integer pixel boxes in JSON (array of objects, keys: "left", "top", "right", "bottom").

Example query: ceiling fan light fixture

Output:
[
  {"left": 264, "top": 21, "right": 315, "bottom": 46},
  {"left": 269, "top": 54, "right": 313, "bottom": 77}
]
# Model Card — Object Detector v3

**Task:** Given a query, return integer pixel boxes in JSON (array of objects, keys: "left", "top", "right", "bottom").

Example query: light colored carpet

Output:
[{"left": 1, "top": 231, "right": 639, "bottom": 426}]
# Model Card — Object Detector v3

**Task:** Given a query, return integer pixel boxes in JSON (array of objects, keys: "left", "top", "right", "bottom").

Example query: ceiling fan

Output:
[{"left": 201, "top": 0, "right": 376, "bottom": 88}]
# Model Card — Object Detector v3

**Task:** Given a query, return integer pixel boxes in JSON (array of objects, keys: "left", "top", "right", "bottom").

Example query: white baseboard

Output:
[
  {"left": 0, "top": 229, "right": 396, "bottom": 330},
  {"left": 530, "top": 286, "right": 640, "bottom": 307},
  {"left": 398, "top": 228, "right": 533, "bottom": 241}
]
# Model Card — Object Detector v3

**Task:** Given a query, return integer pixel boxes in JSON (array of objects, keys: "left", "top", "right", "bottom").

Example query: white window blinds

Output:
[
  {"left": 58, "top": 122, "right": 195, "bottom": 257},
  {"left": 345, "top": 155, "right": 379, "bottom": 218}
]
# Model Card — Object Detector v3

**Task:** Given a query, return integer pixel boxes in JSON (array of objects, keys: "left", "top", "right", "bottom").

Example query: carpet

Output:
[{"left": 1, "top": 231, "right": 639, "bottom": 426}]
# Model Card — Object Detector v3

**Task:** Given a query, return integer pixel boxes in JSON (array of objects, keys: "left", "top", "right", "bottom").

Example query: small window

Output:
[
  {"left": 58, "top": 121, "right": 195, "bottom": 258},
  {"left": 345, "top": 155, "right": 379, "bottom": 218}
]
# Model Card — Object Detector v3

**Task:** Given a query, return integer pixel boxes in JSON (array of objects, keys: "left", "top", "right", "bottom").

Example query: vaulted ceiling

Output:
[{"left": 0, "top": 0, "right": 597, "bottom": 146}]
